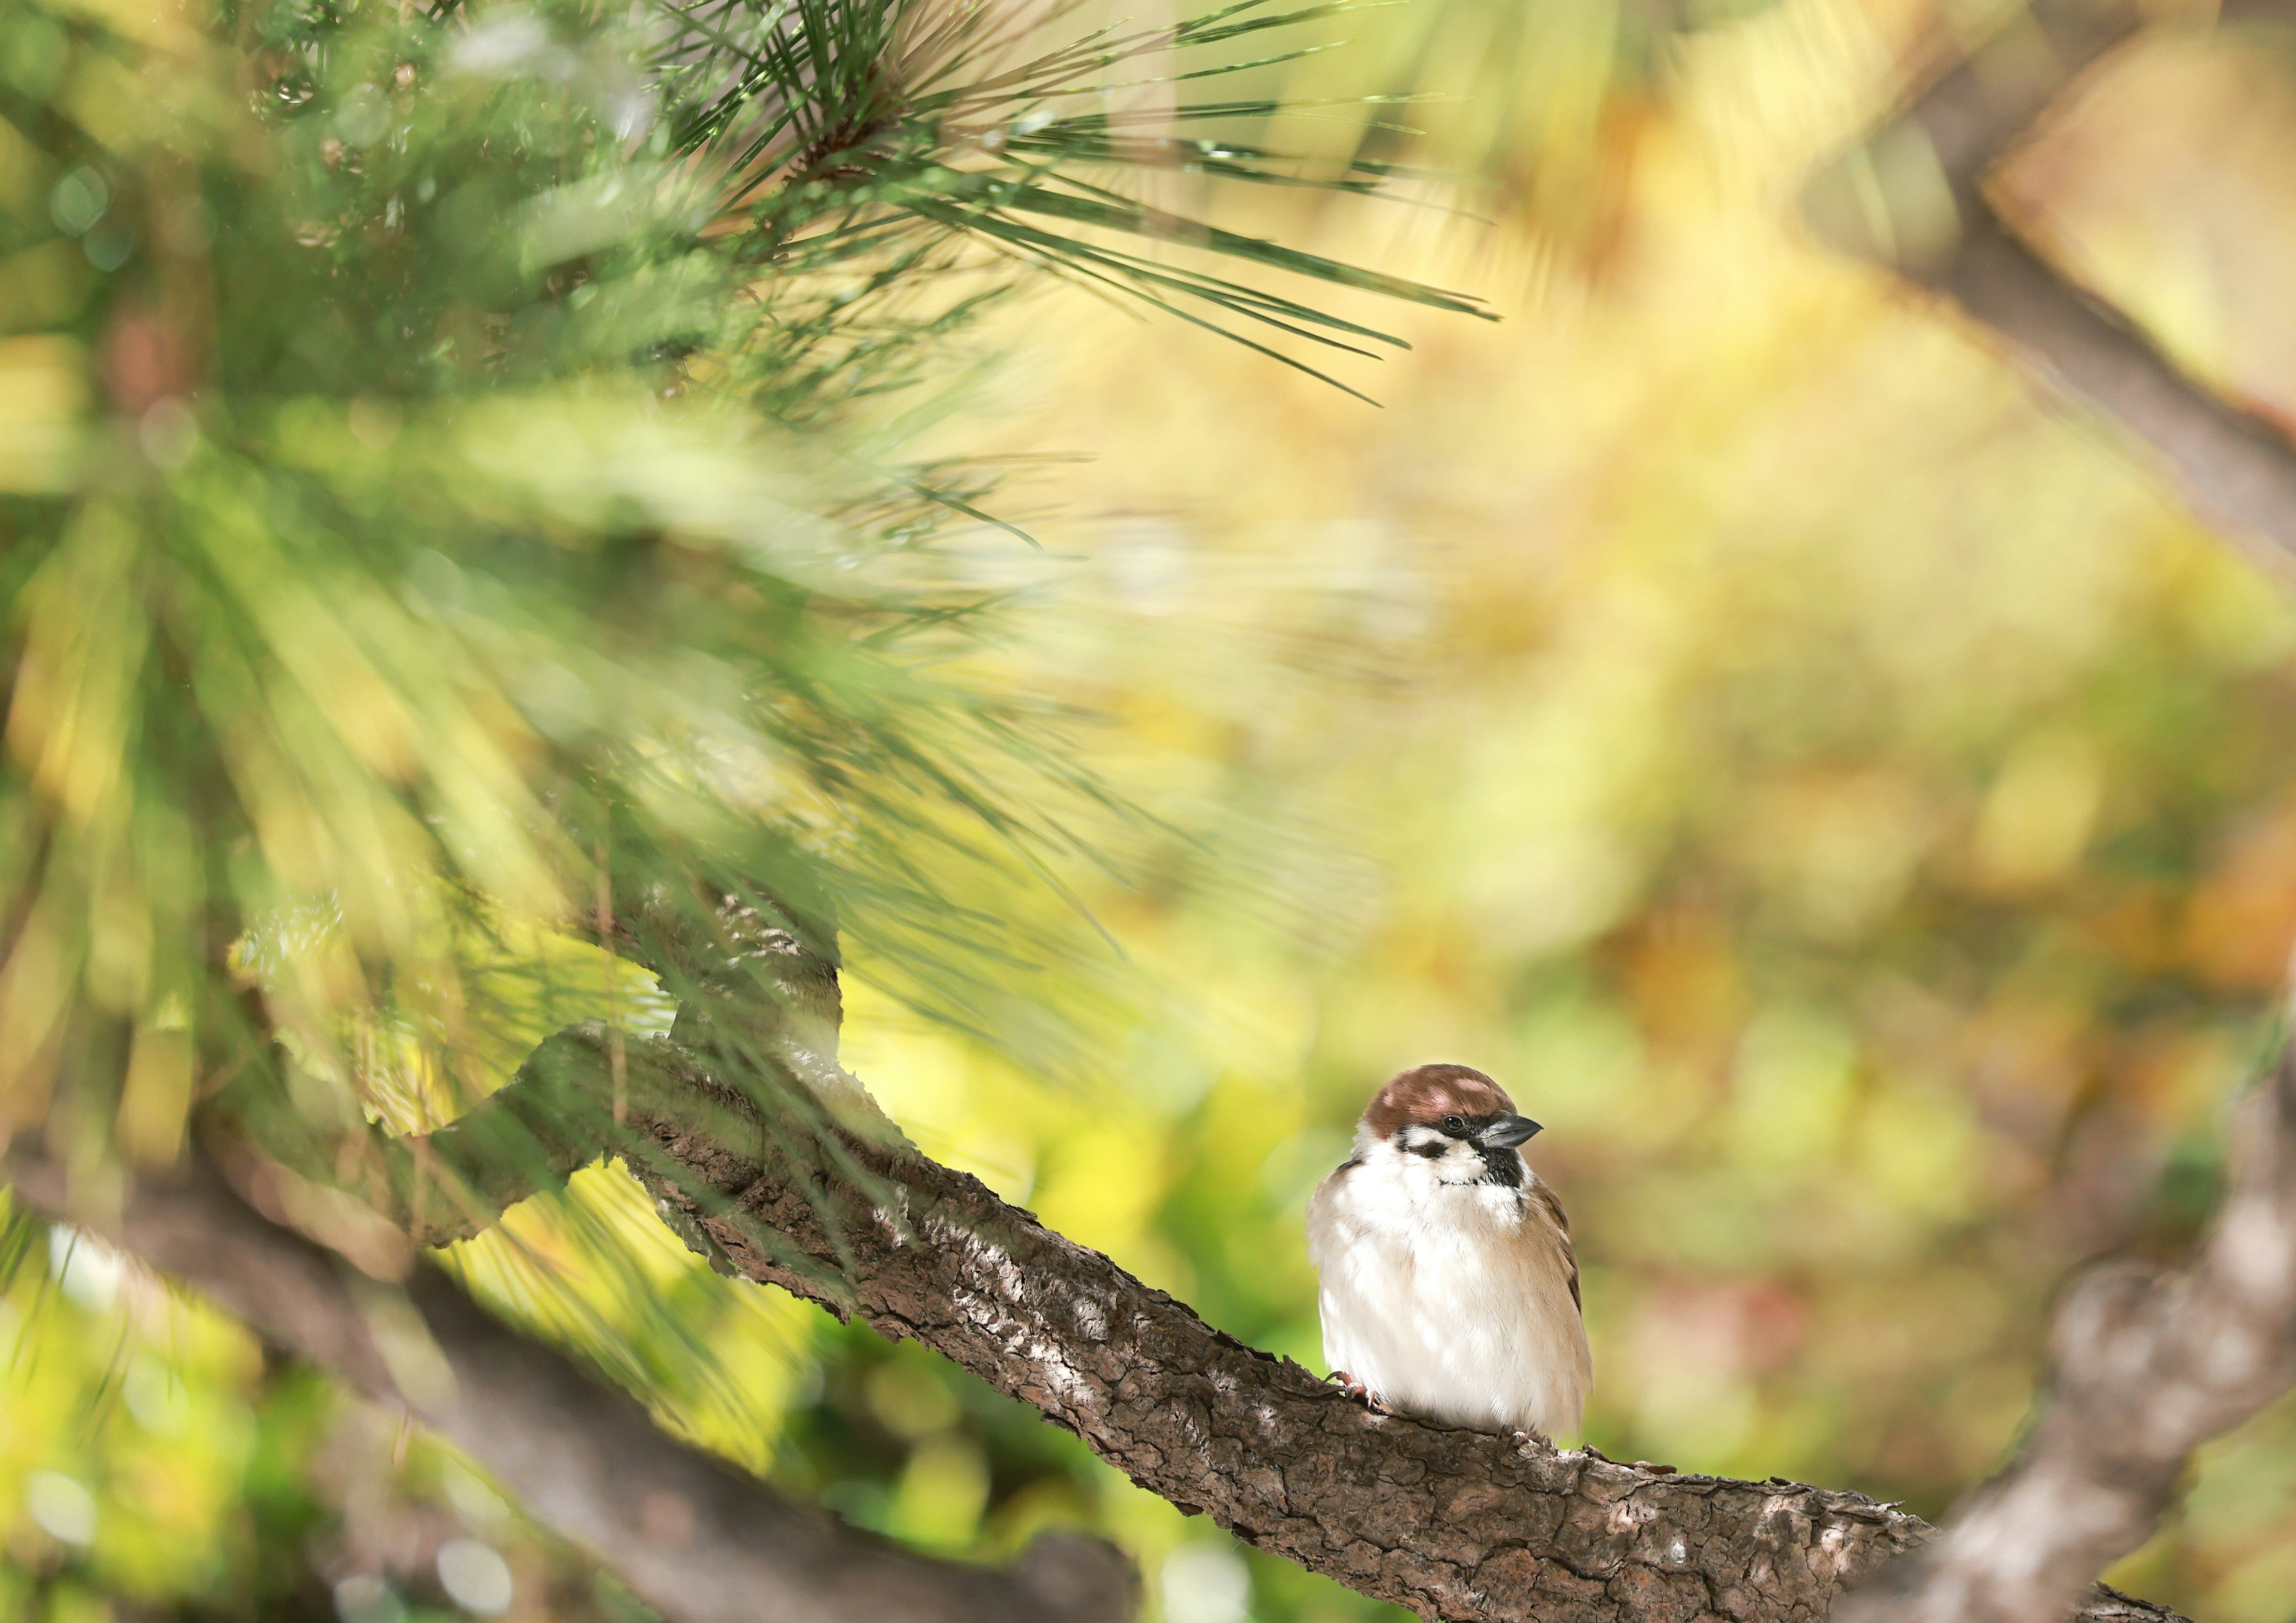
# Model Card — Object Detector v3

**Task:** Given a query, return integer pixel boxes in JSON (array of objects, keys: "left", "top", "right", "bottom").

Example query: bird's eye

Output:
[{"left": 1441, "top": 1114, "right": 1466, "bottom": 1136}]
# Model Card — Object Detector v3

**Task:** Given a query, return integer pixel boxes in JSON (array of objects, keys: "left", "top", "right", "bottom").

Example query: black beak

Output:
[{"left": 1479, "top": 1113, "right": 1542, "bottom": 1150}]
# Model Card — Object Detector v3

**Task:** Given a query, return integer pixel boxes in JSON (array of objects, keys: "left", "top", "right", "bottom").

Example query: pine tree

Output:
[
  {"left": 0, "top": 0, "right": 1481, "bottom": 1173},
  {"left": 1, "top": 0, "right": 1477, "bottom": 1615},
  {"left": 5, "top": 4, "right": 2276, "bottom": 1623}
]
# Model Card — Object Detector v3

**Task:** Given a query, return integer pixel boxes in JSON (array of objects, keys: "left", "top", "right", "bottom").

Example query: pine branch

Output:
[
  {"left": 2, "top": 0, "right": 1497, "bottom": 1213},
  {"left": 667, "top": 0, "right": 1493, "bottom": 389},
  {"left": 195, "top": 989, "right": 2197, "bottom": 1623}
]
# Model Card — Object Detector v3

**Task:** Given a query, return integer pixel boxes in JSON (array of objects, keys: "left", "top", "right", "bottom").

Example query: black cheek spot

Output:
[{"left": 1406, "top": 1141, "right": 1449, "bottom": 1160}]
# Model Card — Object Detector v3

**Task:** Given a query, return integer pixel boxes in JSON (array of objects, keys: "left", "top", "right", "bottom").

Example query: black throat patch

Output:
[{"left": 1475, "top": 1143, "right": 1525, "bottom": 1187}]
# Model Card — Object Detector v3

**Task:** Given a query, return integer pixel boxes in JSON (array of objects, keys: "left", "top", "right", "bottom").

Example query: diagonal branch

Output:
[
  {"left": 1833, "top": 1037, "right": 2296, "bottom": 1623},
  {"left": 1803, "top": 4, "right": 2296, "bottom": 1615},
  {"left": 261, "top": 1020, "right": 2187, "bottom": 1623},
  {"left": 1805, "top": 0, "right": 2296, "bottom": 574},
  {"left": 4, "top": 1145, "right": 1131, "bottom": 1623}
]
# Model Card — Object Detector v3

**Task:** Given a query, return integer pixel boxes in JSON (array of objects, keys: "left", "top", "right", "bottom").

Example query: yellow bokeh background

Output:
[{"left": 17, "top": 1, "right": 2296, "bottom": 1621}]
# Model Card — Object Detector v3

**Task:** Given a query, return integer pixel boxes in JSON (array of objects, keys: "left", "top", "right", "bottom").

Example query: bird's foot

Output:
[
  {"left": 1509, "top": 1427, "right": 1554, "bottom": 1451},
  {"left": 1327, "top": 1371, "right": 1384, "bottom": 1410}
]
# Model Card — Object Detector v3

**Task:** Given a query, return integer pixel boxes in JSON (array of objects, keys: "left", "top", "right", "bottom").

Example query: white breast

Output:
[{"left": 1305, "top": 1144, "right": 1590, "bottom": 1441}]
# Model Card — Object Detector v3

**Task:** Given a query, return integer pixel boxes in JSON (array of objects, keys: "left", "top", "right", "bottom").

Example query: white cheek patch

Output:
[
  {"left": 1397, "top": 1127, "right": 1483, "bottom": 1179},
  {"left": 1436, "top": 1145, "right": 1483, "bottom": 1178}
]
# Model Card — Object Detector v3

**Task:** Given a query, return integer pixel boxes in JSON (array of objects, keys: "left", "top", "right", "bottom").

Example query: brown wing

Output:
[{"left": 1526, "top": 1179, "right": 1581, "bottom": 1313}]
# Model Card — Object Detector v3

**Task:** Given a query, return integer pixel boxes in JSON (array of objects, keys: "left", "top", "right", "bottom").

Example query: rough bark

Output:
[
  {"left": 5, "top": 1147, "right": 1131, "bottom": 1623},
  {"left": 261, "top": 1021, "right": 2184, "bottom": 1623},
  {"left": 100, "top": 885, "right": 2229, "bottom": 1622}
]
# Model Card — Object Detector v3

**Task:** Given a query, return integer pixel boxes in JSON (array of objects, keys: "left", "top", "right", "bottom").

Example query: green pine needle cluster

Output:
[{"left": 0, "top": 0, "right": 1468, "bottom": 1203}]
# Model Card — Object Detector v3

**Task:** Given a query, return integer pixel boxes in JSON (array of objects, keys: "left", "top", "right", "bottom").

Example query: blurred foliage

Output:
[
  {"left": 16, "top": 5, "right": 2296, "bottom": 1623},
  {"left": 0, "top": 1212, "right": 659, "bottom": 1622},
  {"left": 1251, "top": 0, "right": 1806, "bottom": 263}
]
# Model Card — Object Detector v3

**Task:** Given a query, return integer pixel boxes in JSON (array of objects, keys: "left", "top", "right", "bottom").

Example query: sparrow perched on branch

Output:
[{"left": 1306, "top": 1063, "right": 1590, "bottom": 1442}]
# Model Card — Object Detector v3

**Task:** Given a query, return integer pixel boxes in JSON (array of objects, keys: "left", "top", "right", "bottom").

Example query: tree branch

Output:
[
  {"left": 1805, "top": 0, "right": 2296, "bottom": 577},
  {"left": 316, "top": 1023, "right": 2184, "bottom": 1623},
  {"left": 181, "top": 884, "right": 2222, "bottom": 1622},
  {"left": 4, "top": 1146, "right": 1131, "bottom": 1623},
  {"left": 1796, "top": 4, "right": 2296, "bottom": 1615},
  {"left": 1833, "top": 1037, "right": 2296, "bottom": 1623}
]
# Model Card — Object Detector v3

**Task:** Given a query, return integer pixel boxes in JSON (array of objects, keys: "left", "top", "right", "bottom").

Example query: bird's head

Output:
[{"left": 1358, "top": 1062, "right": 1542, "bottom": 1188}]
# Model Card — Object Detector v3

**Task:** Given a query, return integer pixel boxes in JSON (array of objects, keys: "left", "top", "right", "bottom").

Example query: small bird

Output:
[{"left": 1306, "top": 1062, "right": 1590, "bottom": 1442}]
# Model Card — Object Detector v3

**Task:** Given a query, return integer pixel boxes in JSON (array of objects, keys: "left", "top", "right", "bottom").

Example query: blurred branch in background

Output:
[
  {"left": 2, "top": 1145, "right": 1130, "bottom": 1623},
  {"left": 1838, "top": 1031, "right": 2296, "bottom": 1622},
  {"left": 1806, "top": 0, "right": 2296, "bottom": 568},
  {"left": 1806, "top": 1, "right": 2296, "bottom": 1615}
]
